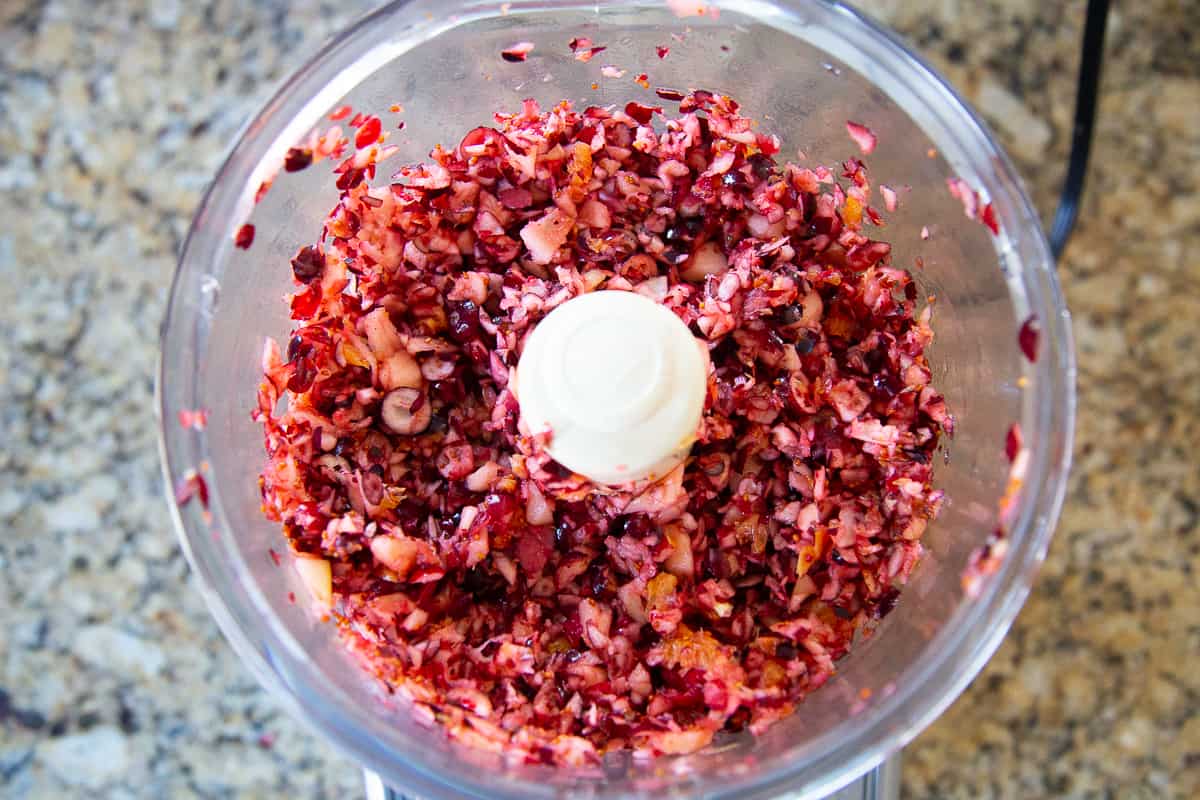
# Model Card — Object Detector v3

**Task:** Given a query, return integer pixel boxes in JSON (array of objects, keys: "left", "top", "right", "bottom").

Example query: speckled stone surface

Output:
[{"left": 0, "top": 1, "right": 1195, "bottom": 798}]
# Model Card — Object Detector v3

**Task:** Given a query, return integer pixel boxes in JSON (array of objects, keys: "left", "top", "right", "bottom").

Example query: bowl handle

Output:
[
  {"left": 362, "top": 755, "right": 900, "bottom": 800},
  {"left": 820, "top": 754, "right": 901, "bottom": 800}
]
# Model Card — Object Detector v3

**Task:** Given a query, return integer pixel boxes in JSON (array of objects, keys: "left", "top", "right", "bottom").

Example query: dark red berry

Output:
[{"left": 290, "top": 246, "right": 324, "bottom": 283}]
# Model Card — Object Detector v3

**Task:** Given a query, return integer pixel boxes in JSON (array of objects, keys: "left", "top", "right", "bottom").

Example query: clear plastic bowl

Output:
[{"left": 157, "top": 1, "right": 1075, "bottom": 798}]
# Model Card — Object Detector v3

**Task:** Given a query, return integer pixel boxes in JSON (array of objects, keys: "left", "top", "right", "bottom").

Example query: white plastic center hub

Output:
[{"left": 515, "top": 290, "right": 708, "bottom": 485}]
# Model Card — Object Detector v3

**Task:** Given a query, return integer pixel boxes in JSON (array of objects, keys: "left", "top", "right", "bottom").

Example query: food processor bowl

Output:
[{"left": 157, "top": 1, "right": 1075, "bottom": 798}]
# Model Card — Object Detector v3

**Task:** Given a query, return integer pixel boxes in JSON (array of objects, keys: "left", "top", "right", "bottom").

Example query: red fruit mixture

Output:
[{"left": 253, "top": 93, "right": 951, "bottom": 764}]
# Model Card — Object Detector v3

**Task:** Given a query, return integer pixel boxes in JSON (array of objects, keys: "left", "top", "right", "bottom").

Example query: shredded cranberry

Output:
[
  {"left": 284, "top": 147, "right": 314, "bottom": 172},
  {"left": 501, "top": 41, "right": 535, "bottom": 62},
  {"left": 569, "top": 38, "right": 608, "bottom": 62},
  {"left": 845, "top": 121, "right": 877, "bottom": 155},
  {"left": 880, "top": 184, "right": 898, "bottom": 213},
  {"left": 624, "top": 101, "right": 660, "bottom": 125},
  {"left": 290, "top": 245, "right": 324, "bottom": 283},
  {"left": 946, "top": 177, "right": 980, "bottom": 221},
  {"left": 1018, "top": 315, "right": 1039, "bottom": 362},
  {"left": 255, "top": 93, "right": 949, "bottom": 765},
  {"left": 329, "top": 105, "right": 353, "bottom": 121},
  {"left": 655, "top": 87, "right": 686, "bottom": 102},
  {"left": 175, "top": 470, "right": 209, "bottom": 509},
  {"left": 1005, "top": 423, "right": 1023, "bottom": 462},
  {"left": 980, "top": 202, "right": 1000, "bottom": 235},
  {"left": 355, "top": 117, "right": 382, "bottom": 149},
  {"left": 178, "top": 408, "right": 209, "bottom": 430},
  {"left": 336, "top": 167, "right": 365, "bottom": 191},
  {"left": 656, "top": 45, "right": 670, "bottom": 59},
  {"left": 234, "top": 223, "right": 255, "bottom": 250}
]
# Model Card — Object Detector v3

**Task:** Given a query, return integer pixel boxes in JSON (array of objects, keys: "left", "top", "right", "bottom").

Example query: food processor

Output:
[{"left": 157, "top": 1, "right": 1079, "bottom": 797}]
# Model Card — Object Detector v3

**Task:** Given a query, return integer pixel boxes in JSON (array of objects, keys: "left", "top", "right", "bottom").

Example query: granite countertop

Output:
[{"left": 1, "top": 0, "right": 1196, "bottom": 797}]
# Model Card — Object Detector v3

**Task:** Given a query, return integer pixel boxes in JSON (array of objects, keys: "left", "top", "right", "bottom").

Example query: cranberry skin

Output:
[
  {"left": 289, "top": 286, "right": 321, "bottom": 319},
  {"left": 336, "top": 168, "right": 366, "bottom": 191},
  {"left": 1018, "top": 316, "right": 1040, "bottom": 362},
  {"left": 284, "top": 147, "right": 314, "bottom": 172},
  {"left": 291, "top": 246, "right": 324, "bottom": 283},
  {"left": 747, "top": 153, "right": 775, "bottom": 180},
  {"left": 447, "top": 300, "right": 483, "bottom": 344},
  {"left": 234, "top": 223, "right": 255, "bottom": 249},
  {"left": 287, "top": 358, "right": 316, "bottom": 393},
  {"left": 624, "top": 102, "right": 658, "bottom": 125},
  {"left": 355, "top": 116, "right": 382, "bottom": 149}
]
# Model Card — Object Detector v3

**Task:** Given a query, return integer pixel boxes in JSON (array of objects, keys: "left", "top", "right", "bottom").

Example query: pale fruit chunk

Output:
[
  {"left": 520, "top": 208, "right": 572, "bottom": 265},
  {"left": 663, "top": 524, "right": 694, "bottom": 577},
  {"left": 370, "top": 534, "right": 419, "bottom": 578},
  {"left": 381, "top": 388, "right": 431, "bottom": 435},
  {"left": 679, "top": 241, "right": 728, "bottom": 282},
  {"left": 294, "top": 555, "right": 332, "bottom": 612},
  {"left": 379, "top": 350, "right": 422, "bottom": 390}
]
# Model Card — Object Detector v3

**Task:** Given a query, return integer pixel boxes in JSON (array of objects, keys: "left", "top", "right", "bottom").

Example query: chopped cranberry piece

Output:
[
  {"left": 624, "top": 102, "right": 659, "bottom": 125},
  {"left": 284, "top": 147, "right": 313, "bottom": 172},
  {"left": 845, "top": 121, "right": 877, "bottom": 155},
  {"left": 1005, "top": 422, "right": 1023, "bottom": 462},
  {"left": 1018, "top": 315, "right": 1039, "bottom": 362},
  {"left": 980, "top": 202, "right": 1000, "bottom": 235},
  {"left": 355, "top": 117, "right": 382, "bottom": 149},
  {"left": 336, "top": 167, "right": 365, "bottom": 191},
  {"left": 234, "top": 223, "right": 255, "bottom": 249},
  {"left": 447, "top": 300, "right": 482, "bottom": 343},
  {"left": 290, "top": 246, "right": 324, "bottom": 283},
  {"left": 501, "top": 41, "right": 534, "bottom": 62}
]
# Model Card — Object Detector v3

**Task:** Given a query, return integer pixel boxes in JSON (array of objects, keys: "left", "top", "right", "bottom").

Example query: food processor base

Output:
[{"left": 363, "top": 756, "right": 900, "bottom": 800}]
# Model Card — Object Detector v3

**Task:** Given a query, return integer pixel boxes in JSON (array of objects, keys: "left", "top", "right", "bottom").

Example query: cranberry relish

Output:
[{"left": 253, "top": 93, "right": 951, "bottom": 764}]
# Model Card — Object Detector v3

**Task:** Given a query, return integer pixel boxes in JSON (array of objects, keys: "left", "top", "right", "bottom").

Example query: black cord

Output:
[{"left": 1048, "top": 0, "right": 1110, "bottom": 259}]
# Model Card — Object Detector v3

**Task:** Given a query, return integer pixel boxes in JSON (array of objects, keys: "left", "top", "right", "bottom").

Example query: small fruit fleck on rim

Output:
[
  {"left": 284, "top": 147, "right": 313, "bottom": 172},
  {"left": 1018, "top": 315, "right": 1040, "bottom": 362},
  {"left": 233, "top": 223, "right": 255, "bottom": 249},
  {"left": 1005, "top": 423, "right": 1023, "bottom": 462},
  {"left": 845, "top": 121, "right": 877, "bottom": 155},
  {"left": 501, "top": 41, "right": 534, "bottom": 62}
]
